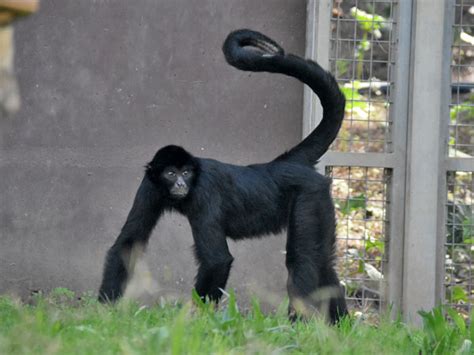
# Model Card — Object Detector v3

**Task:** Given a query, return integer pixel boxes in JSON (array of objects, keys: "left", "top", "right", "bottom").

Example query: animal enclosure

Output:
[{"left": 307, "top": 0, "right": 474, "bottom": 322}]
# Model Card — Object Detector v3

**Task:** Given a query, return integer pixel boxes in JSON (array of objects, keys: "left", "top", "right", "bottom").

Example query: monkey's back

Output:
[{"left": 187, "top": 158, "right": 326, "bottom": 240}]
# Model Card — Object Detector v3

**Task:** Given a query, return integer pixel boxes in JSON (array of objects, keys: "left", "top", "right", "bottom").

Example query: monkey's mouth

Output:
[{"left": 170, "top": 188, "right": 189, "bottom": 198}]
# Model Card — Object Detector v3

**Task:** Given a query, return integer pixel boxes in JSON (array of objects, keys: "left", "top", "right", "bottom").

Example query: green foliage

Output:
[
  {"left": 0, "top": 291, "right": 472, "bottom": 354},
  {"left": 418, "top": 306, "right": 473, "bottom": 354},
  {"left": 349, "top": 7, "right": 387, "bottom": 80},
  {"left": 335, "top": 194, "right": 366, "bottom": 217},
  {"left": 49, "top": 287, "right": 76, "bottom": 303},
  {"left": 339, "top": 81, "right": 370, "bottom": 110},
  {"left": 350, "top": 7, "right": 387, "bottom": 35},
  {"left": 450, "top": 104, "right": 474, "bottom": 123},
  {"left": 447, "top": 203, "right": 473, "bottom": 244},
  {"left": 448, "top": 285, "right": 469, "bottom": 303},
  {"left": 365, "top": 238, "right": 385, "bottom": 255},
  {"left": 336, "top": 60, "right": 349, "bottom": 79}
]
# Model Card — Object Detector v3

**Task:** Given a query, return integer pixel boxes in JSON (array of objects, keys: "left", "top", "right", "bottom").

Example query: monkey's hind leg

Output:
[{"left": 285, "top": 187, "right": 347, "bottom": 323}]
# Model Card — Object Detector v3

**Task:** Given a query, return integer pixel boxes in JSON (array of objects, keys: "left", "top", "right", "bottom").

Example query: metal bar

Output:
[
  {"left": 323, "top": 152, "right": 396, "bottom": 168},
  {"left": 303, "top": 0, "right": 332, "bottom": 174},
  {"left": 436, "top": 0, "right": 455, "bottom": 311},
  {"left": 446, "top": 159, "right": 474, "bottom": 172},
  {"left": 302, "top": 0, "right": 332, "bottom": 139},
  {"left": 302, "top": 0, "right": 317, "bottom": 139},
  {"left": 385, "top": 0, "right": 413, "bottom": 317},
  {"left": 402, "top": 0, "right": 451, "bottom": 325}
]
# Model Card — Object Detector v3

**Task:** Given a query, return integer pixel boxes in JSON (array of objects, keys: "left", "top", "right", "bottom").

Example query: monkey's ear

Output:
[
  {"left": 145, "top": 162, "right": 160, "bottom": 174},
  {"left": 144, "top": 163, "right": 163, "bottom": 187},
  {"left": 144, "top": 162, "right": 154, "bottom": 179}
]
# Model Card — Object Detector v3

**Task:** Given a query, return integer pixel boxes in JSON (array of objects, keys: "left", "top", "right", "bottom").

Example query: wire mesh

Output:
[
  {"left": 450, "top": 0, "right": 474, "bottom": 158},
  {"left": 326, "top": 0, "right": 397, "bottom": 315},
  {"left": 443, "top": 0, "right": 474, "bottom": 317},
  {"left": 445, "top": 171, "right": 474, "bottom": 317},
  {"left": 330, "top": 0, "right": 398, "bottom": 153},
  {"left": 327, "top": 166, "right": 390, "bottom": 315}
]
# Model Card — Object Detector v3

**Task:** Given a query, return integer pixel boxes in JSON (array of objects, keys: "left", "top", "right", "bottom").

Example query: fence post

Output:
[
  {"left": 403, "top": 0, "right": 452, "bottom": 325},
  {"left": 303, "top": 0, "right": 332, "bottom": 174},
  {"left": 385, "top": 0, "right": 413, "bottom": 318},
  {"left": 303, "top": 0, "right": 331, "bottom": 137}
]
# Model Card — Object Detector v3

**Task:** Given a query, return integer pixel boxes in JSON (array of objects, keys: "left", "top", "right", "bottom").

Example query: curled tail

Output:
[{"left": 223, "top": 29, "right": 345, "bottom": 166}]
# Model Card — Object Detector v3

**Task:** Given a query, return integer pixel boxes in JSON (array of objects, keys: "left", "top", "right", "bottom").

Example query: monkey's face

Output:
[{"left": 161, "top": 165, "right": 195, "bottom": 199}]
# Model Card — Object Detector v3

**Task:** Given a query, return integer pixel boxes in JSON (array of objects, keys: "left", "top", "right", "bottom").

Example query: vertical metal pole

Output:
[
  {"left": 436, "top": 0, "right": 454, "bottom": 308},
  {"left": 303, "top": 0, "right": 332, "bottom": 137},
  {"left": 385, "top": 0, "right": 413, "bottom": 317},
  {"left": 303, "top": 0, "right": 332, "bottom": 172},
  {"left": 403, "top": 0, "right": 451, "bottom": 325}
]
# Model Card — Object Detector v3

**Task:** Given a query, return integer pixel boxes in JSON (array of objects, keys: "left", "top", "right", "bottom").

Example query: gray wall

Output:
[{"left": 0, "top": 0, "right": 306, "bottom": 306}]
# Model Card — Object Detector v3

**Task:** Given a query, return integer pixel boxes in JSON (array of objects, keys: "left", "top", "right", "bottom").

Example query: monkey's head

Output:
[{"left": 146, "top": 145, "right": 199, "bottom": 199}]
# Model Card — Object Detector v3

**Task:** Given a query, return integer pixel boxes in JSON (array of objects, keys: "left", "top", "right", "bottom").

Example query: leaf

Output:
[
  {"left": 446, "top": 308, "right": 466, "bottom": 336},
  {"left": 340, "top": 83, "right": 362, "bottom": 100},
  {"left": 350, "top": 7, "right": 387, "bottom": 35},
  {"left": 450, "top": 104, "right": 474, "bottom": 123},
  {"left": 462, "top": 216, "right": 473, "bottom": 240},
  {"left": 339, "top": 194, "right": 366, "bottom": 216},
  {"left": 366, "top": 239, "right": 385, "bottom": 254},
  {"left": 451, "top": 286, "right": 468, "bottom": 303},
  {"left": 251, "top": 297, "right": 264, "bottom": 322},
  {"left": 226, "top": 289, "right": 240, "bottom": 319},
  {"left": 191, "top": 288, "right": 205, "bottom": 308}
]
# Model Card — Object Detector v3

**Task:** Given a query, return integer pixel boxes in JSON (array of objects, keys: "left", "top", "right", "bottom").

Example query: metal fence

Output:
[
  {"left": 305, "top": 0, "right": 474, "bottom": 323},
  {"left": 445, "top": 0, "right": 474, "bottom": 318}
]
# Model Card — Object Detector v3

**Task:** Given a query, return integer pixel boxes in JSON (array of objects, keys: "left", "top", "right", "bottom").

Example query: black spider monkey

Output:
[{"left": 98, "top": 29, "right": 347, "bottom": 323}]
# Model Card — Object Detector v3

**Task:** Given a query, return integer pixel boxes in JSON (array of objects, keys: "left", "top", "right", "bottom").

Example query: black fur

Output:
[
  {"left": 145, "top": 145, "right": 200, "bottom": 198},
  {"left": 98, "top": 29, "right": 347, "bottom": 323}
]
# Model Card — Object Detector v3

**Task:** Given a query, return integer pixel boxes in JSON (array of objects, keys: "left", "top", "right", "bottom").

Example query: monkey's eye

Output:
[
  {"left": 167, "top": 171, "right": 176, "bottom": 177},
  {"left": 182, "top": 170, "right": 189, "bottom": 176}
]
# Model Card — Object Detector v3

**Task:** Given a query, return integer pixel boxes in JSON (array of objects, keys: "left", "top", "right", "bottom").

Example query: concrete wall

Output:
[{"left": 0, "top": 0, "right": 306, "bottom": 306}]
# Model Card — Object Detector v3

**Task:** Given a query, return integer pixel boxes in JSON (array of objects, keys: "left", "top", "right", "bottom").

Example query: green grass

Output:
[{"left": 0, "top": 288, "right": 472, "bottom": 354}]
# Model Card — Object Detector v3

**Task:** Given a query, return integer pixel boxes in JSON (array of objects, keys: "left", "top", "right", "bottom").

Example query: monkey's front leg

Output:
[
  {"left": 98, "top": 177, "right": 162, "bottom": 302},
  {"left": 192, "top": 225, "right": 234, "bottom": 302},
  {"left": 98, "top": 241, "right": 146, "bottom": 302},
  {"left": 98, "top": 243, "right": 128, "bottom": 302}
]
